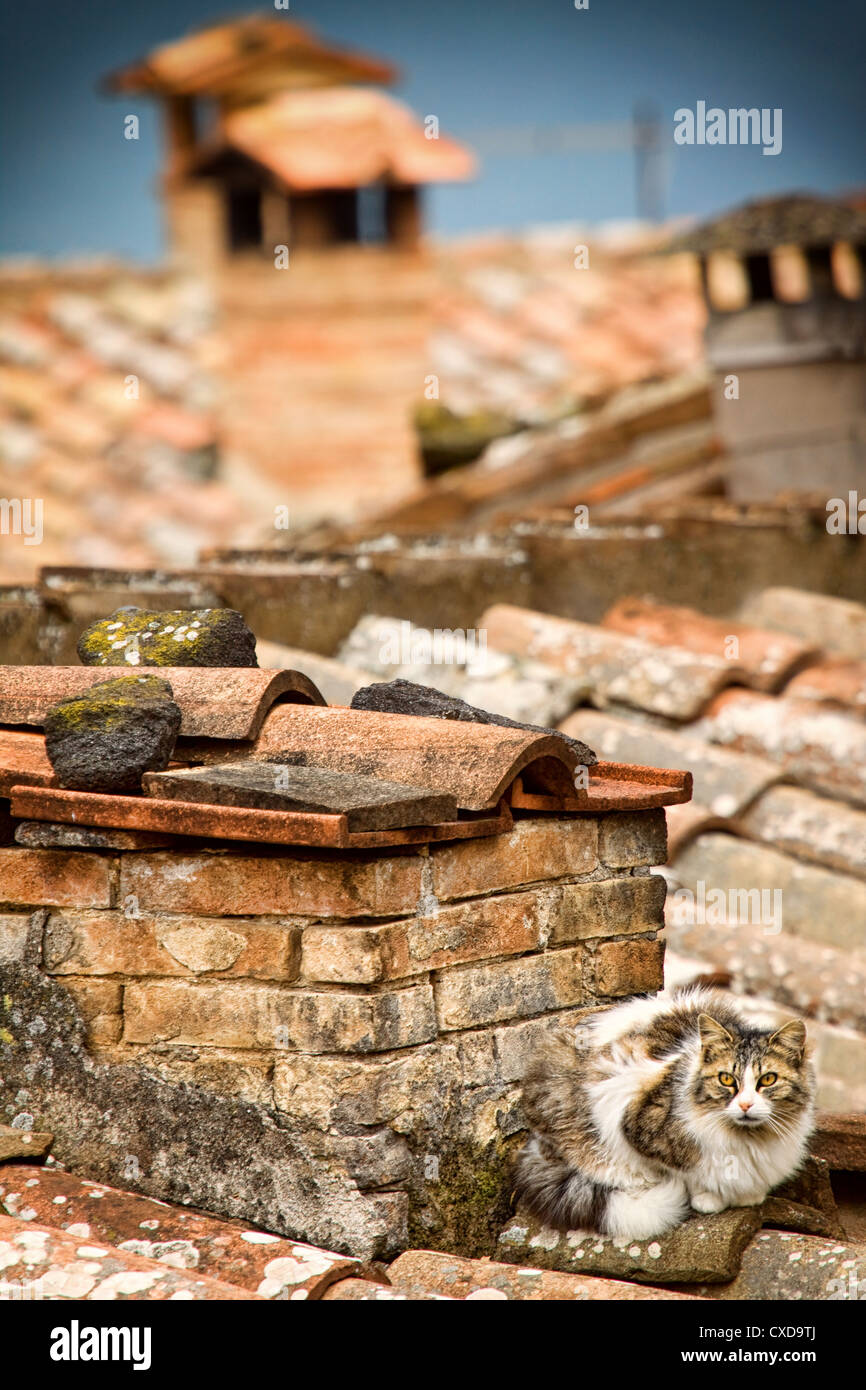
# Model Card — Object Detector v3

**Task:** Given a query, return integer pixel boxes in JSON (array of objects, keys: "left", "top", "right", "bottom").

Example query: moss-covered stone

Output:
[
  {"left": 413, "top": 403, "right": 521, "bottom": 478},
  {"left": 44, "top": 675, "right": 182, "bottom": 793},
  {"left": 77, "top": 607, "right": 257, "bottom": 668}
]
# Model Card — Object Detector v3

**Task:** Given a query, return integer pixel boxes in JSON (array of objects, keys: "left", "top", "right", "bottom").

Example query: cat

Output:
[{"left": 513, "top": 987, "right": 815, "bottom": 1240}]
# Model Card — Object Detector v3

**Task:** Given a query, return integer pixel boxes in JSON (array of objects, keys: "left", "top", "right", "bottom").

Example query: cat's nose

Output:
[{"left": 738, "top": 1099, "right": 753, "bottom": 1112}]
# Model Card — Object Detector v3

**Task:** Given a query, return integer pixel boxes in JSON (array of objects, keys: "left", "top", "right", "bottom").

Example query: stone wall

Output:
[{"left": 0, "top": 809, "right": 667, "bottom": 1259}]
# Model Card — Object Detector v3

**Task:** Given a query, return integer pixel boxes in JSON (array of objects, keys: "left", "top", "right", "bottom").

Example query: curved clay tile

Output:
[
  {"left": 250, "top": 704, "right": 580, "bottom": 812},
  {"left": 0, "top": 667, "right": 326, "bottom": 741},
  {"left": 481, "top": 604, "right": 744, "bottom": 722}
]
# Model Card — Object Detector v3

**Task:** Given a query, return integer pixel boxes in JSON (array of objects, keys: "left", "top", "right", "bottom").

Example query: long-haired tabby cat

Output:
[{"left": 514, "top": 988, "right": 814, "bottom": 1240}]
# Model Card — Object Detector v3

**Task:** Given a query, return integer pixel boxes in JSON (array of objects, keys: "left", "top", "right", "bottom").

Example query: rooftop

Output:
[{"left": 104, "top": 14, "right": 396, "bottom": 96}]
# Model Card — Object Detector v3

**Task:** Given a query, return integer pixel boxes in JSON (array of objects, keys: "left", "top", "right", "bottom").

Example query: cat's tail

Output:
[{"left": 513, "top": 1137, "right": 688, "bottom": 1238}]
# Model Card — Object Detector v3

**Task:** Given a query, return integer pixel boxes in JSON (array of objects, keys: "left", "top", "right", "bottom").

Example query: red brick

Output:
[
  {"left": 122, "top": 979, "right": 436, "bottom": 1053},
  {"left": 0, "top": 849, "right": 112, "bottom": 909},
  {"left": 43, "top": 911, "right": 299, "bottom": 981},
  {"left": 431, "top": 818, "right": 598, "bottom": 901},
  {"left": 593, "top": 938, "right": 665, "bottom": 996},
  {"left": 119, "top": 851, "right": 423, "bottom": 918},
  {"left": 300, "top": 887, "right": 558, "bottom": 984}
]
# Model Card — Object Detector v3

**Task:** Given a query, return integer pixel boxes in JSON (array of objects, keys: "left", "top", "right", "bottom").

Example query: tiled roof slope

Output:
[
  {"left": 0, "top": 266, "right": 260, "bottom": 584},
  {"left": 666, "top": 194, "right": 866, "bottom": 256}
]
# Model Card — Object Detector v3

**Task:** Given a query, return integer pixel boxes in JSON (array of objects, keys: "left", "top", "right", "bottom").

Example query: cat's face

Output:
[{"left": 692, "top": 1014, "right": 810, "bottom": 1130}]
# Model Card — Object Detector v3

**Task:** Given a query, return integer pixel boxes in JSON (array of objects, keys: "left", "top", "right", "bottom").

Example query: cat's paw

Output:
[{"left": 690, "top": 1191, "right": 727, "bottom": 1214}]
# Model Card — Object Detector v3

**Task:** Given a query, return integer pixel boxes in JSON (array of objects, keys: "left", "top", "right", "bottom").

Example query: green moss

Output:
[
  {"left": 78, "top": 609, "right": 219, "bottom": 667},
  {"left": 46, "top": 675, "right": 174, "bottom": 734},
  {"left": 407, "top": 1135, "right": 521, "bottom": 1259}
]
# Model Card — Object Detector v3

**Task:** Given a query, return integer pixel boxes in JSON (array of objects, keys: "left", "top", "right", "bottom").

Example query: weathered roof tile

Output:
[
  {"left": 0, "top": 1165, "right": 371, "bottom": 1299},
  {"left": 603, "top": 595, "right": 817, "bottom": 692},
  {"left": 0, "top": 667, "right": 326, "bottom": 740},
  {"left": 691, "top": 690, "right": 866, "bottom": 808},
  {"left": 250, "top": 703, "right": 579, "bottom": 811},
  {"left": 738, "top": 784, "right": 866, "bottom": 880},
  {"left": 0, "top": 1212, "right": 258, "bottom": 1300},
  {"left": 385, "top": 1250, "right": 700, "bottom": 1301},
  {"left": 560, "top": 708, "right": 778, "bottom": 817},
  {"left": 784, "top": 659, "right": 866, "bottom": 715},
  {"left": 739, "top": 588, "right": 866, "bottom": 661},
  {"left": 671, "top": 830, "right": 866, "bottom": 952},
  {"left": 482, "top": 604, "right": 742, "bottom": 721}
]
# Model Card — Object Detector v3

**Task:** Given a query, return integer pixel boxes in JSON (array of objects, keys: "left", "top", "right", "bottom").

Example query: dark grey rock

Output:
[
  {"left": 44, "top": 675, "right": 182, "bottom": 794},
  {"left": 351, "top": 679, "right": 597, "bottom": 766},
  {"left": 143, "top": 761, "right": 458, "bottom": 831},
  {"left": 15, "top": 821, "right": 174, "bottom": 851},
  {"left": 77, "top": 606, "right": 258, "bottom": 668}
]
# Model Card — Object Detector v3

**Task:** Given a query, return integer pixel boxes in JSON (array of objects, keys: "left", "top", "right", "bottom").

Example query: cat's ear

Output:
[
  {"left": 698, "top": 1014, "right": 733, "bottom": 1053},
  {"left": 769, "top": 1019, "right": 806, "bottom": 1060}
]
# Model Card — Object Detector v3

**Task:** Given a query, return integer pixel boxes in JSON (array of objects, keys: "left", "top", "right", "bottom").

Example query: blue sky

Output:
[{"left": 1, "top": 0, "right": 863, "bottom": 260}]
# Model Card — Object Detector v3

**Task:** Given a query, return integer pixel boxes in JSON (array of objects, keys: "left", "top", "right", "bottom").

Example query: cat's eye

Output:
[
  {"left": 718, "top": 1072, "right": 736, "bottom": 1088},
  {"left": 757, "top": 1072, "right": 777, "bottom": 1088}
]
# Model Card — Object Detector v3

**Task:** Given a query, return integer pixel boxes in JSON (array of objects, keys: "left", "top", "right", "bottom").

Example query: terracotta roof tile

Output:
[
  {"left": 737, "top": 785, "right": 866, "bottom": 880},
  {"left": 691, "top": 690, "right": 866, "bottom": 808},
  {"left": 0, "top": 1212, "right": 258, "bottom": 1300},
  {"left": 384, "top": 1250, "right": 699, "bottom": 1301},
  {"left": 250, "top": 703, "right": 578, "bottom": 812},
  {"left": 212, "top": 88, "right": 475, "bottom": 191},
  {"left": 560, "top": 709, "right": 779, "bottom": 817},
  {"left": 0, "top": 728, "right": 54, "bottom": 796},
  {"left": 105, "top": 16, "right": 396, "bottom": 94},
  {"left": 602, "top": 596, "right": 817, "bottom": 692},
  {"left": 0, "top": 1165, "right": 371, "bottom": 1299},
  {"left": 667, "top": 194, "right": 866, "bottom": 256},
  {"left": 739, "top": 589, "right": 866, "bottom": 661},
  {"left": 784, "top": 659, "right": 866, "bottom": 715},
  {"left": 0, "top": 667, "right": 325, "bottom": 740},
  {"left": 671, "top": 830, "right": 866, "bottom": 952},
  {"left": 482, "top": 604, "right": 743, "bottom": 722},
  {"left": 664, "top": 917, "right": 866, "bottom": 1037}
]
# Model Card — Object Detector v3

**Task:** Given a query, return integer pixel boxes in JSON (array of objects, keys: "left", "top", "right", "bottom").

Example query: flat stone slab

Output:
[
  {"left": 498, "top": 1206, "right": 762, "bottom": 1284},
  {"left": 77, "top": 606, "right": 258, "bottom": 668},
  {"left": 762, "top": 1197, "right": 842, "bottom": 1240},
  {"left": 0, "top": 1125, "right": 54, "bottom": 1163},
  {"left": 386, "top": 1250, "right": 701, "bottom": 1300},
  {"left": 143, "top": 762, "right": 458, "bottom": 832},
  {"left": 695, "top": 1229, "right": 866, "bottom": 1301}
]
